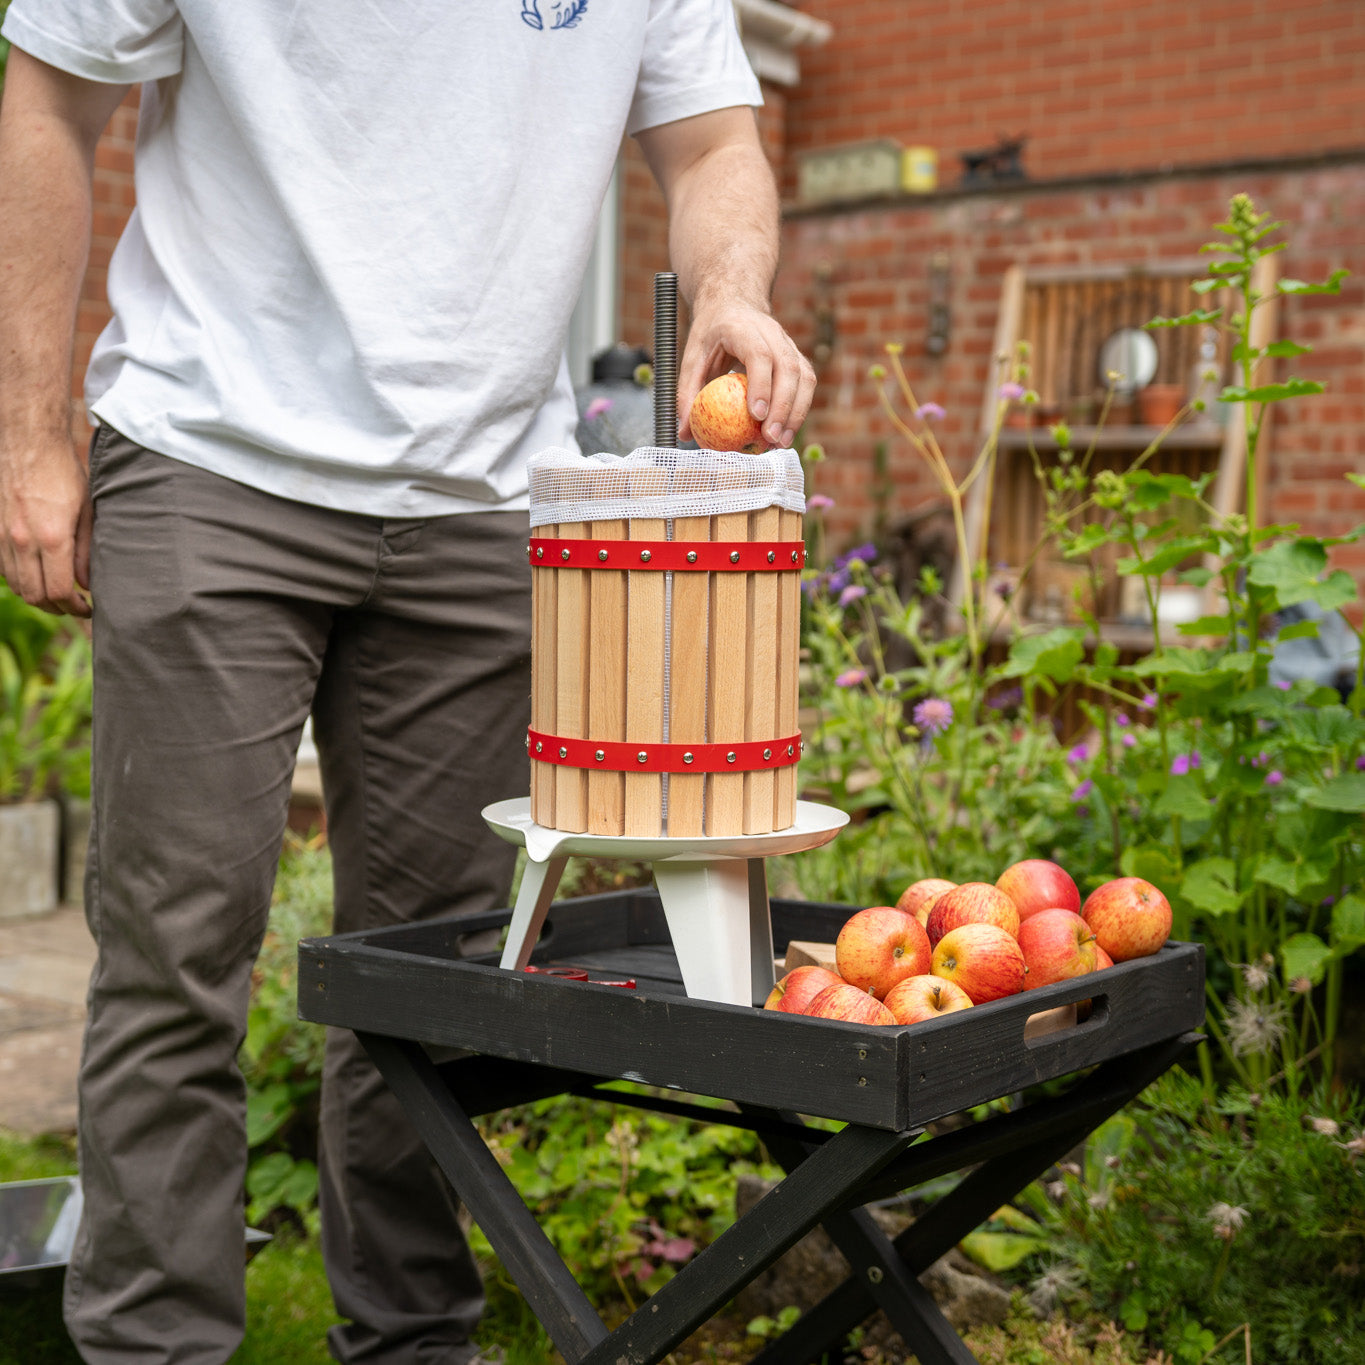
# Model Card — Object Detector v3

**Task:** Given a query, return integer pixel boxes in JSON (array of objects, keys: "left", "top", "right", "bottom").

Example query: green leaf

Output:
[
  {"left": 1276, "top": 619, "right": 1320, "bottom": 642},
  {"left": 1000, "top": 627, "right": 1085, "bottom": 684},
  {"left": 1277, "top": 268, "right": 1349, "bottom": 295},
  {"left": 1281, "top": 932, "right": 1331, "bottom": 987},
  {"left": 959, "top": 1229, "right": 1050, "bottom": 1273},
  {"left": 1348, "top": 472, "right": 1365, "bottom": 491},
  {"left": 1331, "top": 894, "right": 1365, "bottom": 955},
  {"left": 1154, "top": 776, "right": 1214, "bottom": 822},
  {"left": 1220, "top": 379, "right": 1326, "bottom": 403},
  {"left": 1116, "top": 535, "right": 1216, "bottom": 578},
  {"left": 1180, "top": 857, "right": 1242, "bottom": 916},
  {"left": 1304, "top": 772, "right": 1365, "bottom": 812},
  {"left": 1145, "top": 308, "right": 1223, "bottom": 329},
  {"left": 1175, "top": 615, "right": 1234, "bottom": 637},
  {"left": 1120, "top": 844, "right": 1184, "bottom": 888},
  {"left": 1253, "top": 853, "right": 1331, "bottom": 900},
  {"left": 246, "top": 1082, "right": 294, "bottom": 1147},
  {"left": 1263, "top": 339, "right": 1312, "bottom": 358},
  {"left": 1245, "top": 538, "right": 1358, "bottom": 611}
]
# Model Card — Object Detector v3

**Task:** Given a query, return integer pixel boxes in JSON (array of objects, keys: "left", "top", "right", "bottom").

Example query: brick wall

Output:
[
  {"left": 783, "top": 0, "right": 1365, "bottom": 195},
  {"left": 771, "top": 163, "right": 1365, "bottom": 597}
]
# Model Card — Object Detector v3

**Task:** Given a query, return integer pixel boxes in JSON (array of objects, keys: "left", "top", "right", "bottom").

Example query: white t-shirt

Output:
[{"left": 2, "top": 1, "right": 761, "bottom": 516}]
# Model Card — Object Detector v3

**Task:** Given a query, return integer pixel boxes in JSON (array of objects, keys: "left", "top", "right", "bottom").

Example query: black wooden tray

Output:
[{"left": 299, "top": 889, "right": 1204, "bottom": 1131}]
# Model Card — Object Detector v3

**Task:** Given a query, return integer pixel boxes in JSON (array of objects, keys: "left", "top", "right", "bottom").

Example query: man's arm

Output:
[
  {"left": 637, "top": 106, "right": 815, "bottom": 450},
  {"left": 0, "top": 48, "right": 129, "bottom": 617}
]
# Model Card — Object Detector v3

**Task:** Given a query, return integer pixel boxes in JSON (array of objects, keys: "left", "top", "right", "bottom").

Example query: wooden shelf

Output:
[{"left": 997, "top": 423, "right": 1225, "bottom": 453}]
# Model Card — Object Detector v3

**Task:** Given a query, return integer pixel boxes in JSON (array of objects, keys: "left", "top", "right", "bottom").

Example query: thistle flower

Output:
[
  {"left": 584, "top": 396, "right": 613, "bottom": 421},
  {"left": 913, "top": 697, "right": 954, "bottom": 735},
  {"left": 998, "top": 381, "right": 1026, "bottom": 401},
  {"left": 1072, "top": 778, "right": 1094, "bottom": 802},
  {"left": 1121, "top": 732, "right": 1136, "bottom": 749},
  {"left": 1240, "top": 960, "right": 1272, "bottom": 993},
  {"left": 1308, "top": 1116, "right": 1341, "bottom": 1137},
  {"left": 1170, "top": 752, "right": 1202, "bottom": 777},
  {"left": 838, "top": 584, "right": 867, "bottom": 607},
  {"left": 807, "top": 493, "right": 834, "bottom": 511},
  {"left": 1115, "top": 713, "right": 1130, "bottom": 727},
  {"left": 915, "top": 401, "right": 947, "bottom": 421},
  {"left": 1067, "top": 742, "right": 1090, "bottom": 765},
  {"left": 1208, "top": 1203, "right": 1248, "bottom": 1240},
  {"left": 1141, "top": 693, "right": 1158, "bottom": 710},
  {"left": 835, "top": 668, "right": 868, "bottom": 688},
  {"left": 1225, "top": 997, "right": 1288, "bottom": 1057},
  {"left": 1265, "top": 769, "right": 1284, "bottom": 787}
]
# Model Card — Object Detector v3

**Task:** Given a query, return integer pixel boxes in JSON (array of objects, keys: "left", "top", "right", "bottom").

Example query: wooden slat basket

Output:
[{"left": 528, "top": 447, "right": 807, "bottom": 839}]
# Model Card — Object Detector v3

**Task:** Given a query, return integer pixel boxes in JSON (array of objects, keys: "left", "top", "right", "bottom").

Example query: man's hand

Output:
[
  {"left": 0, "top": 48, "right": 127, "bottom": 616},
  {"left": 0, "top": 438, "right": 92, "bottom": 617},
  {"left": 637, "top": 106, "right": 815, "bottom": 450}
]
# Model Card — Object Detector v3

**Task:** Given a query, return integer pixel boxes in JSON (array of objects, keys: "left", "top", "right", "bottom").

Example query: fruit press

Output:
[{"left": 297, "top": 889, "right": 1204, "bottom": 1365}]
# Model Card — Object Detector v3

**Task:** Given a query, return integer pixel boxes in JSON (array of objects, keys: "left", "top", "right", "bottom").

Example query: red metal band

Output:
[
  {"left": 527, "top": 730, "right": 802, "bottom": 774},
  {"left": 529, "top": 538, "right": 807, "bottom": 572}
]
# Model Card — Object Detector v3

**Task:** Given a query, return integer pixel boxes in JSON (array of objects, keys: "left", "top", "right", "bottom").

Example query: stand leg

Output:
[
  {"left": 748, "top": 858, "right": 776, "bottom": 1005},
  {"left": 652, "top": 857, "right": 755, "bottom": 1005},
  {"left": 498, "top": 855, "right": 569, "bottom": 971}
]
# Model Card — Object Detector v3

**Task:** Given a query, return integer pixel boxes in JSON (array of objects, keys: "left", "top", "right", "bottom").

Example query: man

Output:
[{"left": 0, "top": 3, "right": 815, "bottom": 1362}]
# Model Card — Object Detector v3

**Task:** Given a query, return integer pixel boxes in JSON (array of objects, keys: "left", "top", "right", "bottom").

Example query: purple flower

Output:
[
  {"left": 808, "top": 493, "right": 835, "bottom": 511},
  {"left": 1072, "top": 779, "right": 1094, "bottom": 802},
  {"left": 988, "top": 685, "right": 1024, "bottom": 711},
  {"left": 1121, "top": 732, "right": 1137, "bottom": 749},
  {"left": 1141, "top": 693, "right": 1159, "bottom": 710},
  {"left": 840, "top": 542, "right": 878, "bottom": 566},
  {"left": 1115, "top": 713, "right": 1130, "bottom": 727},
  {"left": 915, "top": 401, "right": 947, "bottom": 422},
  {"left": 1170, "top": 753, "right": 1202, "bottom": 777},
  {"left": 913, "top": 697, "right": 955, "bottom": 736},
  {"left": 835, "top": 668, "right": 868, "bottom": 688},
  {"left": 998, "top": 382, "right": 1026, "bottom": 401},
  {"left": 1274, "top": 679, "right": 1292, "bottom": 691},
  {"left": 1251, "top": 751, "right": 1268, "bottom": 768},
  {"left": 1356, "top": 755, "right": 1365, "bottom": 771},
  {"left": 1067, "top": 742, "right": 1090, "bottom": 765},
  {"left": 827, "top": 569, "right": 851, "bottom": 595},
  {"left": 1265, "top": 770, "right": 1284, "bottom": 787},
  {"left": 838, "top": 584, "right": 868, "bottom": 607},
  {"left": 584, "top": 396, "right": 613, "bottom": 421}
]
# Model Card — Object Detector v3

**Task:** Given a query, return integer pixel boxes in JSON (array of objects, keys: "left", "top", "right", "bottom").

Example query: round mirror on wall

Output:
[{"left": 1096, "top": 327, "right": 1159, "bottom": 397}]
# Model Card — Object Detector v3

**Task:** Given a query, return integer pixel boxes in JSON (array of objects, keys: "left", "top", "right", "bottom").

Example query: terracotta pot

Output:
[{"left": 1138, "top": 383, "right": 1186, "bottom": 427}]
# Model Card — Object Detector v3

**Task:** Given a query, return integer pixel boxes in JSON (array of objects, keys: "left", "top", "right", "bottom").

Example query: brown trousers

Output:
[{"left": 65, "top": 428, "right": 531, "bottom": 1365}]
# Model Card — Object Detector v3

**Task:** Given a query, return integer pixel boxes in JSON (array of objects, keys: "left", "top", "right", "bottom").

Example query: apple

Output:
[
  {"left": 895, "top": 877, "right": 957, "bottom": 928},
  {"left": 835, "top": 906, "right": 932, "bottom": 1000},
  {"left": 995, "top": 859, "right": 1081, "bottom": 923},
  {"left": 925, "top": 882, "right": 1020, "bottom": 948},
  {"left": 1016, "top": 908, "right": 1099, "bottom": 990},
  {"left": 804, "top": 982, "right": 896, "bottom": 1026},
  {"left": 689, "top": 373, "right": 768, "bottom": 453},
  {"left": 1081, "top": 877, "right": 1172, "bottom": 962},
  {"left": 931, "top": 923, "right": 1027, "bottom": 1004},
  {"left": 883, "top": 973, "right": 974, "bottom": 1025},
  {"left": 763, "top": 965, "right": 843, "bottom": 1013},
  {"left": 1094, "top": 944, "right": 1114, "bottom": 971}
]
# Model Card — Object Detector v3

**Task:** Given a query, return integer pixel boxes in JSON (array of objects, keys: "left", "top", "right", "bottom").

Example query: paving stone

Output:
[{"left": 0, "top": 1023, "right": 84, "bottom": 1136}]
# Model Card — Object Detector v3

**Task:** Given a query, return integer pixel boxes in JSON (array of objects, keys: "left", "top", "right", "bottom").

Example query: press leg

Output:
[
  {"left": 748, "top": 858, "right": 777, "bottom": 1005},
  {"left": 499, "top": 855, "right": 569, "bottom": 971},
  {"left": 652, "top": 857, "right": 754, "bottom": 1005}
]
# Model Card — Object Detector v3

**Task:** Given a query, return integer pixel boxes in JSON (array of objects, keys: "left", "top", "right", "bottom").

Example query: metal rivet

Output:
[
  {"left": 535, "top": 742, "right": 543, "bottom": 754},
  {"left": 866, "top": 1264, "right": 882, "bottom": 1282},
  {"left": 637, "top": 750, "right": 649, "bottom": 764},
  {"left": 640, "top": 549, "right": 652, "bottom": 563},
  {"left": 595, "top": 749, "right": 605, "bottom": 762},
  {"left": 763, "top": 748, "right": 772, "bottom": 761},
  {"left": 767, "top": 550, "right": 775, "bottom": 564},
  {"left": 857, "top": 1076, "right": 868, "bottom": 1088},
  {"left": 726, "top": 751, "right": 737, "bottom": 764},
  {"left": 558, "top": 747, "right": 568, "bottom": 759},
  {"left": 598, "top": 549, "right": 609, "bottom": 562},
  {"left": 561, "top": 549, "right": 571, "bottom": 562},
  {"left": 536, "top": 546, "right": 544, "bottom": 559},
  {"left": 787, "top": 744, "right": 794, "bottom": 756},
  {"left": 730, "top": 551, "right": 740, "bottom": 564},
  {"left": 800, "top": 741, "right": 806, "bottom": 753},
  {"left": 790, "top": 550, "right": 799, "bottom": 563},
  {"left": 686, "top": 550, "right": 698, "bottom": 564},
  {"left": 858, "top": 1048, "right": 868, "bottom": 1059},
  {"left": 683, "top": 752, "right": 694, "bottom": 764}
]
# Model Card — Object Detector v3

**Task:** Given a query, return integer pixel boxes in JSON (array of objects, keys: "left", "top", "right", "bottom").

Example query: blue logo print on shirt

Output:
[{"left": 521, "top": 1, "right": 588, "bottom": 29}]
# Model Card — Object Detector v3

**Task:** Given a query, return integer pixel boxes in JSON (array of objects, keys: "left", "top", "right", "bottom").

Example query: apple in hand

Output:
[
  {"left": 926, "top": 882, "right": 1020, "bottom": 948},
  {"left": 995, "top": 859, "right": 1081, "bottom": 923},
  {"left": 689, "top": 373, "right": 768, "bottom": 453},
  {"left": 931, "top": 923, "right": 1027, "bottom": 1003},
  {"left": 764, "top": 965, "right": 843, "bottom": 1013},
  {"left": 895, "top": 877, "right": 957, "bottom": 927},
  {"left": 1017, "top": 909, "right": 1098, "bottom": 989},
  {"left": 835, "top": 906, "right": 932, "bottom": 999},
  {"left": 883, "top": 974, "right": 974, "bottom": 1025},
  {"left": 804, "top": 982, "right": 896, "bottom": 1025},
  {"left": 1081, "top": 877, "right": 1172, "bottom": 961}
]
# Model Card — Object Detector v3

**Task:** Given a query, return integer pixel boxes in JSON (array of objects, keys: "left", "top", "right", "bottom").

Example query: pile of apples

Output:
[{"left": 764, "top": 862, "right": 1173, "bottom": 1026}]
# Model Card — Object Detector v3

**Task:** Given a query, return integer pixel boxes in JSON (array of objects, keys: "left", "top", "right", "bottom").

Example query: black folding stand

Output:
[{"left": 298, "top": 889, "right": 1204, "bottom": 1365}]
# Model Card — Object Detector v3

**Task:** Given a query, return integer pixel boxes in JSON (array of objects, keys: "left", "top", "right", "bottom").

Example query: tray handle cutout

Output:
[{"left": 1023, "top": 993, "right": 1110, "bottom": 1049}]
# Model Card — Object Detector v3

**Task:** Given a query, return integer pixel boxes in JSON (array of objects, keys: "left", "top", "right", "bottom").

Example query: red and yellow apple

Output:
[
  {"left": 883, "top": 973, "right": 974, "bottom": 1025},
  {"left": 926, "top": 882, "right": 1021, "bottom": 948},
  {"left": 1081, "top": 877, "right": 1172, "bottom": 962},
  {"left": 835, "top": 906, "right": 932, "bottom": 1000},
  {"left": 931, "top": 922, "right": 1027, "bottom": 1003},
  {"left": 1094, "top": 944, "right": 1115, "bottom": 971},
  {"left": 804, "top": 982, "right": 896, "bottom": 1025},
  {"left": 689, "top": 373, "right": 768, "bottom": 453},
  {"left": 763, "top": 965, "right": 844, "bottom": 1013},
  {"left": 995, "top": 859, "right": 1081, "bottom": 923},
  {"left": 1016, "top": 908, "right": 1099, "bottom": 989},
  {"left": 895, "top": 877, "right": 957, "bottom": 928}
]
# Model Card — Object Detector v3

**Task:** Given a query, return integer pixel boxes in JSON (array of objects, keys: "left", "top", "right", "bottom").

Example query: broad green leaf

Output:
[
  {"left": 1275, "top": 619, "right": 1320, "bottom": 642},
  {"left": 1264, "top": 339, "right": 1312, "bottom": 358},
  {"left": 1180, "top": 857, "right": 1242, "bottom": 916},
  {"left": 1253, "top": 853, "right": 1331, "bottom": 900},
  {"left": 1304, "top": 772, "right": 1365, "bottom": 813},
  {"left": 1000, "top": 627, "right": 1085, "bottom": 683},
  {"left": 1124, "top": 470, "right": 1206, "bottom": 511},
  {"left": 1154, "top": 776, "right": 1213, "bottom": 822},
  {"left": 1331, "top": 894, "right": 1365, "bottom": 955},
  {"left": 1220, "top": 379, "right": 1326, "bottom": 403},
  {"left": 1245, "top": 538, "right": 1354, "bottom": 610},
  {"left": 1277, "top": 268, "right": 1349, "bottom": 296},
  {"left": 1176, "top": 615, "right": 1234, "bottom": 637},
  {"left": 1120, "top": 844, "right": 1183, "bottom": 890},
  {"left": 1117, "top": 535, "right": 1217, "bottom": 578},
  {"left": 1177, "top": 566, "right": 1216, "bottom": 587},
  {"left": 1281, "top": 932, "right": 1331, "bottom": 987},
  {"left": 246, "top": 1083, "right": 294, "bottom": 1146},
  {"left": 960, "top": 1229, "right": 1050, "bottom": 1272}
]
